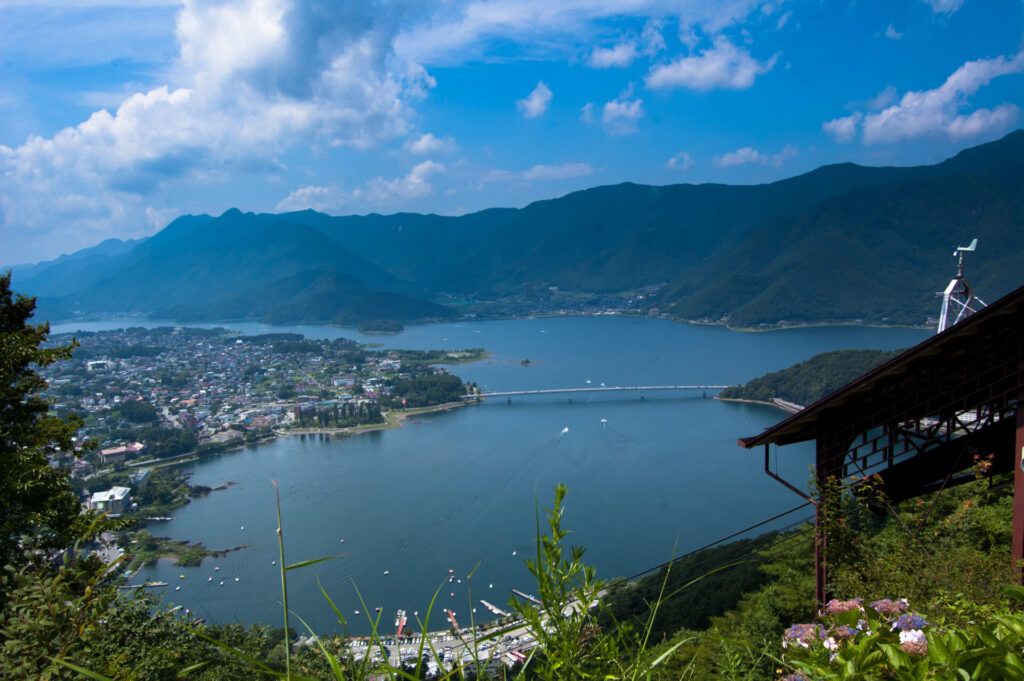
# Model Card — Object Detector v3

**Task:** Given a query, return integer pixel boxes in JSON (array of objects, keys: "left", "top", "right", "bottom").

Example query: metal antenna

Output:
[{"left": 937, "top": 238, "right": 985, "bottom": 333}]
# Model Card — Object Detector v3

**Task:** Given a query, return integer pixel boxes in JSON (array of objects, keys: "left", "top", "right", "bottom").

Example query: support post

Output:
[
  {"left": 815, "top": 433, "right": 846, "bottom": 610},
  {"left": 1013, "top": 394, "right": 1024, "bottom": 583}
]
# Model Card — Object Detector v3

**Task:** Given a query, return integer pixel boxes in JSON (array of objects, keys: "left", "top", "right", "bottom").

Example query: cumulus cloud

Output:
[
  {"left": 665, "top": 151, "right": 695, "bottom": 170},
  {"left": 519, "top": 162, "right": 597, "bottom": 180},
  {"left": 713, "top": 144, "right": 796, "bottom": 167},
  {"left": 868, "top": 85, "right": 898, "bottom": 110},
  {"left": 589, "top": 41, "right": 639, "bottom": 68},
  {"left": 884, "top": 24, "right": 903, "bottom": 40},
  {"left": 824, "top": 50, "right": 1024, "bottom": 144},
  {"left": 517, "top": 81, "right": 553, "bottom": 118},
  {"left": 602, "top": 87, "right": 644, "bottom": 136},
  {"left": 406, "top": 133, "right": 457, "bottom": 155},
  {"left": 0, "top": 0, "right": 437, "bottom": 263},
  {"left": 645, "top": 37, "right": 777, "bottom": 90},
  {"left": 275, "top": 184, "right": 347, "bottom": 213},
  {"left": 276, "top": 161, "right": 446, "bottom": 211},
  {"left": 355, "top": 160, "right": 444, "bottom": 203},
  {"left": 822, "top": 113, "right": 862, "bottom": 143},
  {"left": 485, "top": 161, "right": 597, "bottom": 183},
  {"left": 923, "top": 0, "right": 963, "bottom": 14}
]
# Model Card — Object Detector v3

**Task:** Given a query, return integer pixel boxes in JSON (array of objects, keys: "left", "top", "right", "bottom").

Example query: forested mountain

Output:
[
  {"left": 15, "top": 130, "right": 1024, "bottom": 327},
  {"left": 719, "top": 348, "right": 904, "bottom": 406}
]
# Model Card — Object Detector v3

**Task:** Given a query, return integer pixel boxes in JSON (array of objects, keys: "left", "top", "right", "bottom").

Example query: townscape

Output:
[{"left": 35, "top": 327, "right": 482, "bottom": 566}]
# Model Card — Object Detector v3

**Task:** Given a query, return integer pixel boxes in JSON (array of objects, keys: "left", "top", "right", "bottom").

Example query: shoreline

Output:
[
  {"left": 714, "top": 395, "right": 793, "bottom": 413},
  {"left": 275, "top": 400, "right": 475, "bottom": 440}
]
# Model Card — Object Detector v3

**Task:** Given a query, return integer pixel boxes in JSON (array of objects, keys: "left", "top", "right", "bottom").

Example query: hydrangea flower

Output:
[
  {"left": 870, "top": 598, "right": 909, "bottom": 616},
  {"left": 891, "top": 613, "right": 930, "bottom": 631},
  {"left": 783, "top": 623, "right": 825, "bottom": 649},
  {"left": 822, "top": 598, "right": 863, "bottom": 615},
  {"left": 899, "top": 629, "right": 928, "bottom": 655},
  {"left": 830, "top": 625, "right": 857, "bottom": 640}
]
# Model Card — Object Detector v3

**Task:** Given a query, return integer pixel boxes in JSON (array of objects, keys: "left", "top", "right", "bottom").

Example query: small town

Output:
[{"left": 35, "top": 327, "right": 483, "bottom": 563}]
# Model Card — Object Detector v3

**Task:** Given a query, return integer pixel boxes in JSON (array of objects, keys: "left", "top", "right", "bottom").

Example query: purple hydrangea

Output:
[
  {"left": 870, "top": 599, "right": 909, "bottom": 616},
  {"left": 822, "top": 598, "right": 863, "bottom": 615},
  {"left": 783, "top": 623, "right": 825, "bottom": 648},
  {"left": 891, "top": 613, "right": 930, "bottom": 631},
  {"left": 830, "top": 625, "right": 858, "bottom": 639}
]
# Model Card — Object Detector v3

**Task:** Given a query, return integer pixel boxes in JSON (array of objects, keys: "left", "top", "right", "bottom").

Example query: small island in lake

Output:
[{"left": 358, "top": 319, "right": 404, "bottom": 334}]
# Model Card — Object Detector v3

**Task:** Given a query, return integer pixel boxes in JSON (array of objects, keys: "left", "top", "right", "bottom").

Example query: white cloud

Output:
[
  {"left": 517, "top": 81, "right": 553, "bottom": 118},
  {"left": 1, "top": 0, "right": 440, "bottom": 263},
  {"left": 355, "top": 160, "right": 445, "bottom": 203},
  {"left": 275, "top": 184, "right": 346, "bottom": 213},
  {"left": 868, "top": 85, "right": 898, "bottom": 110},
  {"left": 827, "top": 50, "right": 1024, "bottom": 144},
  {"left": 394, "top": 0, "right": 771, "bottom": 65},
  {"left": 923, "top": 0, "right": 963, "bottom": 14},
  {"left": 665, "top": 151, "right": 695, "bottom": 170},
  {"left": 602, "top": 91, "right": 644, "bottom": 136},
  {"left": 589, "top": 41, "right": 639, "bottom": 68},
  {"left": 822, "top": 113, "right": 862, "bottom": 143},
  {"left": 776, "top": 11, "right": 792, "bottom": 29},
  {"left": 519, "top": 162, "right": 597, "bottom": 180},
  {"left": 580, "top": 102, "right": 596, "bottom": 123},
  {"left": 645, "top": 37, "right": 777, "bottom": 90},
  {"left": 884, "top": 24, "right": 903, "bottom": 40},
  {"left": 406, "top": 133, "right": 458, "bottom": 155},
  {"left": 713, "top": 144, "right": 796, "bottom": 167}
]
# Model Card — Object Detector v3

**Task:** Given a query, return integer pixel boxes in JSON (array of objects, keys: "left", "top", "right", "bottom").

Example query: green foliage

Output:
[
  {"left": 0, "top": 551, "right": 120, "bottom": 680},
  {"left": 0, "top": 272, "right": 106, "bottom": 570},
  {"left": 384, "top": 374, "right": 466, "bottom": 408},
  {"left": 720, "top": 349, "right": 903, "bottom": 406},
  {"left": 602, "top": 534, "right": 782, "bottom": 641},
  {"left": 117, "top": 399, "right": 159, "bottom": 423},
  {"left": 825, "top": 475, "right": 1016, "bottom": 621},
  {"left": 783, "top": 588, "right": 1024, "bottom": 681},
  {"left": 357, "top": 319, "right": 404, "bottom": 333}
]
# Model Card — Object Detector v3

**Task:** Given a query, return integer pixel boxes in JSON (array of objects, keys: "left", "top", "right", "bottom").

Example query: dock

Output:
[
  {"left": 479, "top": 599, "right": 509, "bottom": 617},
  {"left": 445, "top": 609, "right": 459, "bottom": 631},
  {"left": 118, "top": 582, "right": 169, "bottom": 590},
  {"left": 511, "top": 589, "right": 541, "bottom": 605}
]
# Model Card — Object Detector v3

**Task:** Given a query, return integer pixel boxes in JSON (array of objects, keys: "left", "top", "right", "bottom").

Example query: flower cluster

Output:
[{"left": 781, "top": 597, "right": 935, "bottom": 678}]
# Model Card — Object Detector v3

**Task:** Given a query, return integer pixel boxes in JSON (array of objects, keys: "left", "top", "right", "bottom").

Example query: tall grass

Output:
[{"left": 54, "top": 483, "right": 699, "bottom": 680}]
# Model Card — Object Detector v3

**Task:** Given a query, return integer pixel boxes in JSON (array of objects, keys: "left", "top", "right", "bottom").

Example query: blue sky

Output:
[{"left": 2, "top": 0, "right": 1023, "bottom": 265}]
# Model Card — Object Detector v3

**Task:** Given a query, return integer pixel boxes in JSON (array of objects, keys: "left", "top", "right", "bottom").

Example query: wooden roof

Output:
[{"left": 739, "top": 283, "right": 1024, "bottom": 449}]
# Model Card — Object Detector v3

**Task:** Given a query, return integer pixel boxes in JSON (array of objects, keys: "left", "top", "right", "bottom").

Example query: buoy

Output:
[
  {"left": 450, "top": 592, "right": 455, "bottom": 597},
  {"left": 489, "top": 583, "right": 493, "bottom": 589},
  {"left": 234, "top": 577, "right": 239, "bottom": 582},
  {"left": 240, "top": 526, "right": 244, "bottom": 530}
]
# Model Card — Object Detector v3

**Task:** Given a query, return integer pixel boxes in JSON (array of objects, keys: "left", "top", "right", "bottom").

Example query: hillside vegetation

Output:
[{"left": 720, "top": 348, "right": 904, "bottom": 406}]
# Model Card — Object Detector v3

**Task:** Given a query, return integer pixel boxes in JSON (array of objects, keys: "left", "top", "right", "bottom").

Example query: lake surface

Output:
[{"left": 61, "top": 317, "right": 930, "bottom": 634}]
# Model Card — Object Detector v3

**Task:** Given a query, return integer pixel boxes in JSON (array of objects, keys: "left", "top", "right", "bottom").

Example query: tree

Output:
[{"left": 0, "top": 272, "right": 94, "bottom": 568}]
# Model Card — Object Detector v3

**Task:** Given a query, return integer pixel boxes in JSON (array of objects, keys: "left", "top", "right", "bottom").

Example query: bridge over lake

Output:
[{"left": 464, "top": 384, "right": 730, "bottom": 399}]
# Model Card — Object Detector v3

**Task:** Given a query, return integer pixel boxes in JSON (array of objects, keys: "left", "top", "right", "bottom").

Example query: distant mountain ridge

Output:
[{"left": 16, "top": 130, "right": 1024, "bottom": 328}]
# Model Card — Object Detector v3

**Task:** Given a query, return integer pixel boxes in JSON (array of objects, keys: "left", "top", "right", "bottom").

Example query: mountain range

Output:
[{"left": 12, "top": 130, "right": 1024, "bottom": 328}]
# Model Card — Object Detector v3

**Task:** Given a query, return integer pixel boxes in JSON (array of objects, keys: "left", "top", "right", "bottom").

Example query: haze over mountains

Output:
[{"left": 12, "top": 130, "right": 1024, "bottom": 328}]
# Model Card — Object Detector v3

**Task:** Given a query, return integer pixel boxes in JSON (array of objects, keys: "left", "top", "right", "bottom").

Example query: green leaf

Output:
[{"left": 284, "top": 554, "right": 340, "bottom": 571}]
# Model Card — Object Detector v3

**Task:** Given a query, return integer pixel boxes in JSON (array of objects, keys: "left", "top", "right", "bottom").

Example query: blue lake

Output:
[{"left": 56, "top": 317, "right": 930, "bottom": 634}]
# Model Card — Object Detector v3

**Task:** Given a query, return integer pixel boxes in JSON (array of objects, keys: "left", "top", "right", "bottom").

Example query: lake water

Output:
[{"left": 59, "top": 317, "right": 930, "bottom": 634}]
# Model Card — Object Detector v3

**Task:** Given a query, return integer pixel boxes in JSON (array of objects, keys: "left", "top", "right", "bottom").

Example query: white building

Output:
[{"left": 89, "top": 486, "right": 131, "bottom": 516}]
